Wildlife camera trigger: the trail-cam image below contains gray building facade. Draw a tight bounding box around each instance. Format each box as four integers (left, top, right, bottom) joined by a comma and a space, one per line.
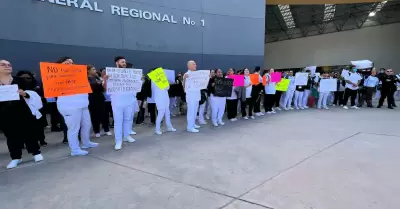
0, 0, 265, 74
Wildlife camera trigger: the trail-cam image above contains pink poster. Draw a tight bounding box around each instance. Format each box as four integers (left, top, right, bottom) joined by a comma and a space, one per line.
270, 72, 282, 83
227, 75, 244, 86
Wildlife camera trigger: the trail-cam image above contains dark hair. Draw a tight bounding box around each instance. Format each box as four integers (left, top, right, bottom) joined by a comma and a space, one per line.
114, 56, 125, 63
16, 70, 35, 78
87, 64, 95, 71
57, 57, 72, 63
126, 63, 133, 68
380, 68, 386, 71
253, 66, 260, 73
99, 68, 106, 72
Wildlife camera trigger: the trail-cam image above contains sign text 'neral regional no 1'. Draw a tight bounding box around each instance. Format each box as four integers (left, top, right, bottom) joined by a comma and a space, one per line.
38, 0, 206, 27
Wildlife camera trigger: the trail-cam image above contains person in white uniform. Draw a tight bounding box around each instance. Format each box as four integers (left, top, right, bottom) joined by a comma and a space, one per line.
183, 60, 201, 133
148, 68, 177, 135
208, 69, 227, 127
282, 70, 296, 110
316, 71, 331, 110
263, 69, 277, 114
56, 57, 99, 156
107, 56, 137, 150
343, 67, 362, 109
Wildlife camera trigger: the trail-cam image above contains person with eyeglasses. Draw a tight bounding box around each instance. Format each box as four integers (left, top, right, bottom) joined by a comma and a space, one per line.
0, 60, 44, 169
378, 68, 399, 109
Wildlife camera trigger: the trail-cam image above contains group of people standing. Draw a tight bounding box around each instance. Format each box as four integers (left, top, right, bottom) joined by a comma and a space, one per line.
0, 58, 398, 169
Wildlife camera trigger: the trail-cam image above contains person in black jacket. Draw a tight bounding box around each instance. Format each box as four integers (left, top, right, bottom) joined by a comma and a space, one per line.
87, 65, 111, 137
378, 68, 399, 109
0, 60, 44, 169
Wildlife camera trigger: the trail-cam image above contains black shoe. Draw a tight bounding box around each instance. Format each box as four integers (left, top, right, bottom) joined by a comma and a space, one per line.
377, 105, 382, 108
392, 104, 397, 107
62, 138, 68, 144
367, 105, 373, 108
40, 141, 48, 147
388, 106, 394, 109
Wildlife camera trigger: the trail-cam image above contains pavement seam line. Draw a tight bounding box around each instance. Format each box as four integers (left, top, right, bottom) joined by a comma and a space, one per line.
88, 154, 237, 199
218, 132, 361, 209
361, 132, 400, 138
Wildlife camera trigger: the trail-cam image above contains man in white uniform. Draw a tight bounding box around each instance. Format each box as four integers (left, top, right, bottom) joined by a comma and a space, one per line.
183, 60, 201, 133
108, 56, 137, 150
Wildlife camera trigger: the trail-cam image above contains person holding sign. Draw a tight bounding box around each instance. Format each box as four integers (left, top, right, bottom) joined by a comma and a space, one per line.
183, 60, 202, 133
147, 68, 177, 135
282, 70, 296, 110
55, 57, 99, 156
240, 68, 254, 119
263, 69, 277, 114
250, 67, 264, 116
107, 56, 138, 150
207, 69, 227, 127
0, 60, 44, 169
342, 67, 362, 110
226, 68, 239, 122
315, 72, 331, 110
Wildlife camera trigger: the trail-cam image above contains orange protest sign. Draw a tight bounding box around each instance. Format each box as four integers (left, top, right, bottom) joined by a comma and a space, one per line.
262, 75, 268, 86
40, 62, 92, 98
249, 74, 260, 85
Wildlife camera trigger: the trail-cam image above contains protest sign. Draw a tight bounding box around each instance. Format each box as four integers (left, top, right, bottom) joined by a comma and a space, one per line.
40, 62, 92, 98
351, 60, 373, 69
262, 75, 267, 86
0, 84, 19, 102
320, 79, 337, 92
184, 70, 210, 92
147, 67, 169, 90
106, 67, 142, 94
164, 69, 176, 84
227, 75, 244, 87
275, 79, 290, 92
249, 74, 260, 85
214, 77, 233, 97
295, 73, 308, 86
306, 66, 317, 76
270, 72, 282, 83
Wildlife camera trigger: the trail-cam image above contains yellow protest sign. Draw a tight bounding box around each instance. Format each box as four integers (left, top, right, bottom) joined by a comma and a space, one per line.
147, 67, 169, 90
275, 78, 290, 92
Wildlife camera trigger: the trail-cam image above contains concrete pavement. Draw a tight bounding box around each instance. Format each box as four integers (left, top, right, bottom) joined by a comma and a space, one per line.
0, 106, 399, 209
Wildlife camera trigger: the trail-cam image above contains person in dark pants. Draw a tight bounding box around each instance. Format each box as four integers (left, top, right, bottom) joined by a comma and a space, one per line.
251, 66, 263, 116
143, 77, 156, 124
378, 69, 399, 109
333, 74, 346, 107
240, 68, 254, 119
358, 69, 379, 108
47, 98, 63, 131
263, 69, 277, 114
343, 68, 362, 109
226, 68, 239, 121
87, 65, 111, 137
136, 76, 147, 125
0, 60, 44, 169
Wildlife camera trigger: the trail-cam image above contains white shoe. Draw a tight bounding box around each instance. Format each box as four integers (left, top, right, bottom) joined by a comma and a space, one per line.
304, 106, 309, 109
114, 142, 122, 151
205, 115, 210, 120
267, 111, 272, 114
288, 107, 294, 110
243, 116, 249, 120
323, 106, 330, 110
213, 123, 219, 127
199, 121, 207, 125
105, 131, 112, 136
259, 112, 264, 116
34, 154, 44, 162
255, 112, 261, 116
276, 107, 282, 111
194, 124, 201, 129
250, 116, 255, 119
187, 128, 199, 133
82, 142, 99, 149
95, 133, 101, 138
300, 106, 305, 110
71, 149, 89, 156
230, 118, 236, 122
271, 111, 276, 114
351, 106, 359, 109
218, 121, 225, 126
130, 130, 137, 135
332, 104, 336, 107
7, 159, 22, 169
124, 136, 136, 143
155, 130, 163, 135
171, 113, 176, 117
294, 107, 299, 110
167, 127, 177, 132
343, 106, 349, 109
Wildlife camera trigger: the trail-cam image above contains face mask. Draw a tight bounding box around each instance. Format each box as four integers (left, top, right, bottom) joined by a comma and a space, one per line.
352, 68, 358, 73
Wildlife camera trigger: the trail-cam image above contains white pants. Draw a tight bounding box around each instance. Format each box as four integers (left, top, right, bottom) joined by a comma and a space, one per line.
303, 89, 310, 107
198, 102, 206, 123
59, 107, 91, 152
156, 108, 173, 131
211, 97, 226, 124
374, 90, 380, 99
294, 91, 304, 108
113, 104, 134, 142
318, 92, 329, 108
186, 100, 199, 130
282, 89, 295, 108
